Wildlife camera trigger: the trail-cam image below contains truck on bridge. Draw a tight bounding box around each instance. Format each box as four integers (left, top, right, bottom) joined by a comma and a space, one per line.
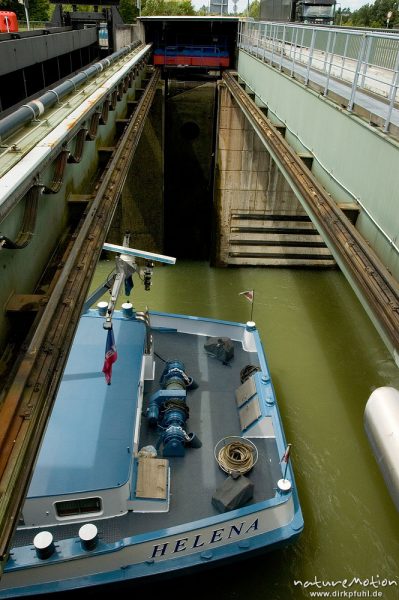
259, 0, 336, 25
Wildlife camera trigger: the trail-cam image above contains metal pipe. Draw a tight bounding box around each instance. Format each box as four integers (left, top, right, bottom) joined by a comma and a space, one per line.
323, 31, 332, 72
384, 63, 399, 133
388, 47, 399, 102
271, 24, 276, 66
298, 28, 305, 64
305, 29, 316, 85
0, 41, 141, 143
340, 32, 349, 79
279, 25, 286, 71
324, 31, 337, 96
263, 23, 267, 62
0, 44, 151, 225
360, 35, 372, 88
348, 34, 367, 112
291, 28, 299, 77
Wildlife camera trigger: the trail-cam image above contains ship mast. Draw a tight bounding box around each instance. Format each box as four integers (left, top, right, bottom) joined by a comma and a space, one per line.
101, 235, 176, 329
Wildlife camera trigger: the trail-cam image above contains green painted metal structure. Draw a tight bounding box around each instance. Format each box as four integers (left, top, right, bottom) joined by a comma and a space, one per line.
0, 47, 150, 351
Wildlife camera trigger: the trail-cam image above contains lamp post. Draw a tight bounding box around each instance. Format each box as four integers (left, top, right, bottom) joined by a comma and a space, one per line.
335, 2, 343, 26
17, 0, 30, 30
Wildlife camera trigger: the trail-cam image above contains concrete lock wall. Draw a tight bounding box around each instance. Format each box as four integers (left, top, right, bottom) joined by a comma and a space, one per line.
214, 85, 334, 267
119, 85, 164, 254
236, 51, 399, 280
164, 81, 216, 260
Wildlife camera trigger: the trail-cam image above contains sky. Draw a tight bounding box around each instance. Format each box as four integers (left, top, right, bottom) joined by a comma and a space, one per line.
191, 0, 369, 13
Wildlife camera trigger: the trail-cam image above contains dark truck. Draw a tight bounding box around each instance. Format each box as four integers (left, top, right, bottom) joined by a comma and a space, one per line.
260, 0, 336, 25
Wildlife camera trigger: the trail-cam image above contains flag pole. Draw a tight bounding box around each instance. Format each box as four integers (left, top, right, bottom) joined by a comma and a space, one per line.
250, 290, 254, 322
283, 443, 292, 480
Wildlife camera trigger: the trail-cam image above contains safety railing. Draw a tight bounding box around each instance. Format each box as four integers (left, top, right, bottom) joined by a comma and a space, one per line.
17, 20, 49, 30
238, 21, 399, 133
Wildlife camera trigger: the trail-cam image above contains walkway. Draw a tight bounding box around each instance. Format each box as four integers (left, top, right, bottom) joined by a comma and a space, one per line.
239, 22, 399, 136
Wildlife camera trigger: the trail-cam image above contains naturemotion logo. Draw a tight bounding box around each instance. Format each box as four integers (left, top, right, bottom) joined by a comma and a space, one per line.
293, 575, 398, 598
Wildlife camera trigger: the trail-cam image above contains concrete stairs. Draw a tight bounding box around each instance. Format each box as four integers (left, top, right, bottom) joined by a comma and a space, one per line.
228, 212, 336, 267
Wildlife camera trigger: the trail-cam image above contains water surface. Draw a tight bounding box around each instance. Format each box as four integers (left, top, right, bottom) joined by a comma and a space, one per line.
88, 260, 399, 599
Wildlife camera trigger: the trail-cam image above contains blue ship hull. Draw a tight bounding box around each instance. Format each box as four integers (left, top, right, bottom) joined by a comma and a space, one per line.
0, 308, 304, 598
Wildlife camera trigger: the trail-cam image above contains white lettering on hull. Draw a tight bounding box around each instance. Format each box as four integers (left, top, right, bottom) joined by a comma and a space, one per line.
150, 519, 259, 559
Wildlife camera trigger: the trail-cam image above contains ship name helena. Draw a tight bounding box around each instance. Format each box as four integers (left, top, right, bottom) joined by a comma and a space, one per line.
150, 518, 259, 558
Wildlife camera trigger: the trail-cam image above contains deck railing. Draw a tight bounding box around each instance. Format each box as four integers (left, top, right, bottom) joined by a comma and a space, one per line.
238, 21, 399, 133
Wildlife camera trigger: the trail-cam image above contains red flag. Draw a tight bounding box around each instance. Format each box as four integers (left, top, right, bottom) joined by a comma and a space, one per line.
280, 444, 291, 463
102, 327, 117, 385
239, 290, 254, 303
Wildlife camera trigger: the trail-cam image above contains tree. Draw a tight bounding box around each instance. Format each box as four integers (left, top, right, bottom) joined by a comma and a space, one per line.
142, 0, 195, 16
119, 0, 138, 23
347, 0, 399, 27
29, 0, 50, 21
241, 0, 259, 19
335, 6, 351, 25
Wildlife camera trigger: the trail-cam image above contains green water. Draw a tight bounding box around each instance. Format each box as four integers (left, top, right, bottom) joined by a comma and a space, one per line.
90, 260, 399, 599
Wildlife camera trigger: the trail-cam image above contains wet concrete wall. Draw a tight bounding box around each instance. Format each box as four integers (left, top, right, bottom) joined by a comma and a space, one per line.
213, 84, 333, 267
119, 85, 164, 254
164, 80, 216, 260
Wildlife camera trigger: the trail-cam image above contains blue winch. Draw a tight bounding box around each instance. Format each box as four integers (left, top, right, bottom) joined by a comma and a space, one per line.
147, 360, 201, 457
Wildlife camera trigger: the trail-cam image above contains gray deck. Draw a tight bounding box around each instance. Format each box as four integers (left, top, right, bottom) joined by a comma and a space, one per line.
13, 329, 281, 547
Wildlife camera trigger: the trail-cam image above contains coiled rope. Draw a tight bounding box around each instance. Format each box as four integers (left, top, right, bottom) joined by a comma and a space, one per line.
216, 440, 256, 475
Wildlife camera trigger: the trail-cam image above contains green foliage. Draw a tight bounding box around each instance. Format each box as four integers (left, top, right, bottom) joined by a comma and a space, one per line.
29, 0, 50, 21
119, 0, 138, 23
345, 0, 399, 28
3, 0, 397, 30
142, 0, 195, 16
245, 0, 259, 19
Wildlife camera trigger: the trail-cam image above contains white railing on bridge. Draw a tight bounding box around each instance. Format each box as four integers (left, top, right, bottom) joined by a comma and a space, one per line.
238, 21, 399, 133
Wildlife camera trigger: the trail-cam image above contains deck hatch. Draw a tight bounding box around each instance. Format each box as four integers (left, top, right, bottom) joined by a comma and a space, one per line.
235, 376, 256, 407
135, 458, 168, 499
238, 397, 262, 430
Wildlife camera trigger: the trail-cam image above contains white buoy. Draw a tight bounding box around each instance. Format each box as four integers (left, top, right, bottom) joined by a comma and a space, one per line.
364, 386, 399, 512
